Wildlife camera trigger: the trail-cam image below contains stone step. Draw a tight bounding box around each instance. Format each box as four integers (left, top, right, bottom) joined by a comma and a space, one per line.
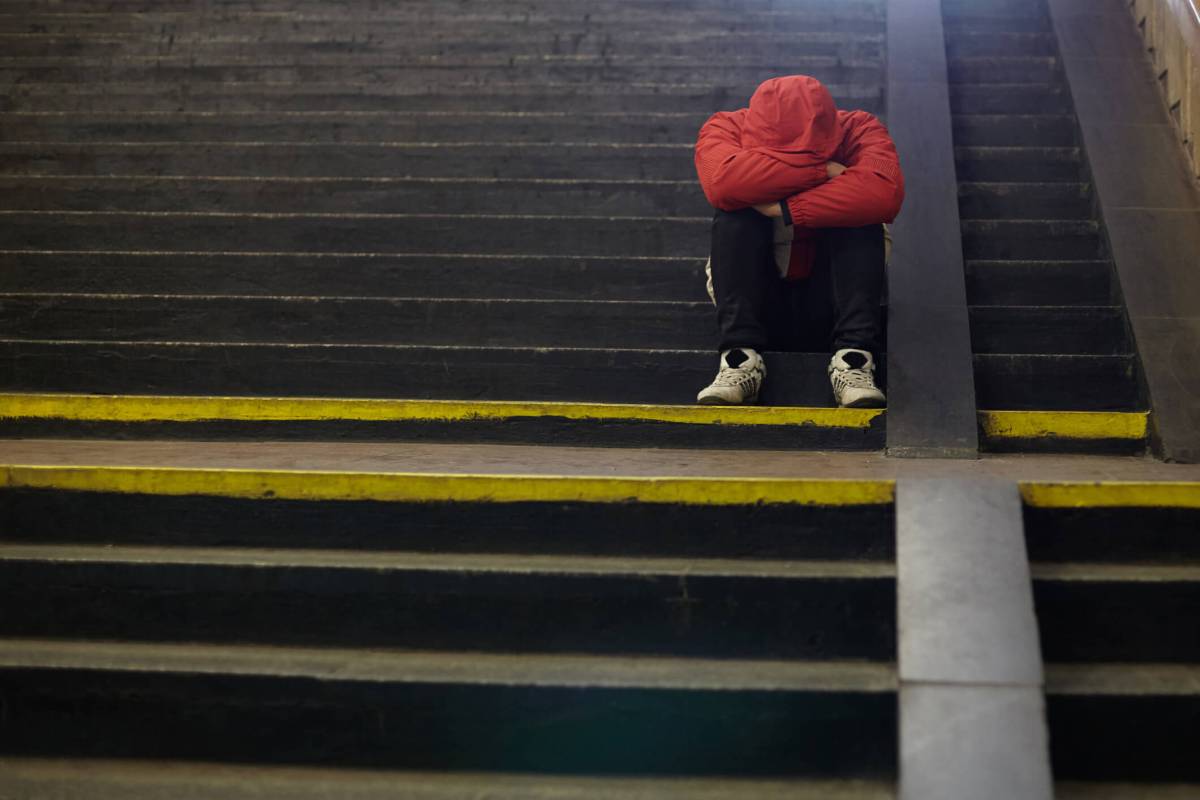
0, 0, 888, 20
0, 57, 881, 87
0, 111, 715, 144
974, 354, 1142, 411
0, 341, 866, 406
0, 31, 884, 60
0, 393, 886, 448
954, 146, 1083, 182
942, 0, 1051, 18
969, 305, 1130, 355
941, 14, 1053, 34
0, 474, 895, 559
0, 756, 898, 800
944, 31, 1056, 57
957, 182, 1092, 220
965, 260, 1113, 306
0, 142, 701, 180
1048, 664, 1200, 784
0, 176, 712, 217
947, 56, 1060, 84
961, 220, 1103, 261
0, 295, 721, 350
0, 252, 710, 302
0, 638, 897, 777
0, 212, 709, 257
952, 114, 1076, 147
1026, 484, 1200, 783
0, 82, 885, 114
0, 543, 895, 658
949, 84, 1069, 115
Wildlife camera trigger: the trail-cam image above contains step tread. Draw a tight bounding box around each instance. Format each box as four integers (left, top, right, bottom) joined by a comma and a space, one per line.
1045, 663, 1200, 696
0, 542, 897, 579
0, 637, 898, 691
0, 757, 898, 800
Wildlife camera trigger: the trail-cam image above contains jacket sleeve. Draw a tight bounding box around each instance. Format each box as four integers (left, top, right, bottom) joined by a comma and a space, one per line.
785, 111, 905, 229
694, 110, 829, 210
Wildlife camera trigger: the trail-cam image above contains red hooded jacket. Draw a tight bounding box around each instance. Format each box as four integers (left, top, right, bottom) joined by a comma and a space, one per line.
694, 75, 905, 279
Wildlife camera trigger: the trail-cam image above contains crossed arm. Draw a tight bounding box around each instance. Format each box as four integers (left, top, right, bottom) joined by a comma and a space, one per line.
694, 109, 904, 229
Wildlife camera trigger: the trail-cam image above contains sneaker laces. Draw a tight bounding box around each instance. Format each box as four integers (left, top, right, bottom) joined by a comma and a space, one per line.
712, 365, 757, 388
835, 367, 876, 390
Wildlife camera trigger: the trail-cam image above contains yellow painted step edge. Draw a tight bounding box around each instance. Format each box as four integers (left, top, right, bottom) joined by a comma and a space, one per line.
979, 410, 1149, 441
0, 465, 896, 506
0, 393, 883, 429
1022, 481, 1200, 509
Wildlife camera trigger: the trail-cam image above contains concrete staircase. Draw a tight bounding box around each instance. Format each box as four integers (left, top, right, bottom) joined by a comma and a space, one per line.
0, 0, 891, 448
0, 469, 898, 794
943, 0, 1150, 453
1023, 483, 1200, 794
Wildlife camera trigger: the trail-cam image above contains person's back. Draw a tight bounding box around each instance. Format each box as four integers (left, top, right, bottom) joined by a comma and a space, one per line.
692, 74, 905, 407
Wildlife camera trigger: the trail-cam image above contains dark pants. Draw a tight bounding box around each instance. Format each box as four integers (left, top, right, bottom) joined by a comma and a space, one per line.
710, 207, 885, 355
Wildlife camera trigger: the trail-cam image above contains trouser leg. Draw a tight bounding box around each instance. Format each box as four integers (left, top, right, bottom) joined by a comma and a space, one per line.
818, 223, 886, 356
709, 207, 779, 353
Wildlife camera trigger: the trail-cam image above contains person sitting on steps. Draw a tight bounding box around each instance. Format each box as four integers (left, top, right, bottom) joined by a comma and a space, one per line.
694, 74, 905, 407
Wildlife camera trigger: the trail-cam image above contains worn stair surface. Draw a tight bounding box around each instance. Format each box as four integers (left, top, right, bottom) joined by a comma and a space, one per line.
942, 0, 1150, 454
1022, 482, 1200, 797
0, 467, 899, 793
0, 0, 890, 448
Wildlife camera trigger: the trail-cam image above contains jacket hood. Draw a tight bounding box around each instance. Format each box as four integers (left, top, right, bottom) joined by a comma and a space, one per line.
740, 75, 840, 167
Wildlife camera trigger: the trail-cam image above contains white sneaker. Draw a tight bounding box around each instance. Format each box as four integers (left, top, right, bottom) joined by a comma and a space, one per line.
697, 348, 766, 405
829, 348, 886, 408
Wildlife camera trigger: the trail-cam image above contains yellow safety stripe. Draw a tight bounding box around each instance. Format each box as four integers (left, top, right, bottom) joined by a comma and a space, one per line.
0, 393, 883, 429
0, 465, 896, 506
1021, 481, 1200, 508
979, 410, 1149, 441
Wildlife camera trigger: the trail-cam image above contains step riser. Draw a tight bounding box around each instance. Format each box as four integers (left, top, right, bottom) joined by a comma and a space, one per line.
952, 117, 1076, 148
0, 668, 898, 776
1035, 581, 1200, 662
943, 0, 1051, 16
0, 561, 895, 659
0, 88, 884, 115
0, 253, 711, 302
1025, 506, 1200, 563
0, 145, 703, 181
0, 63, 884, 86
954, 155, 1082, 182
1048, 695, 1200, 782
0, 179, 713, 217
0, 215, 710, 258
0, 344, 866, 406
970, 309, 1129, 355
962, 231, 1103, 261
947, 60, 1059, 84
0, 37, 885, 60
942, 16, 1052, 34
0, 117, 716, 145
958, 186, 1092, 220
945, 33, 1055, 57
0, 297, 721, 350
0, 416, 886, 450
950, 86, 1067, 114
966, 262, 1112, 306
0, 3, 889, 22
974, 355, 1141, 410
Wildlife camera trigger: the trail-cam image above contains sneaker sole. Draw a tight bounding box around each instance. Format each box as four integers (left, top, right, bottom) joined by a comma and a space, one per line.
839, 397, 887, 409
696, 394, 760, 406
